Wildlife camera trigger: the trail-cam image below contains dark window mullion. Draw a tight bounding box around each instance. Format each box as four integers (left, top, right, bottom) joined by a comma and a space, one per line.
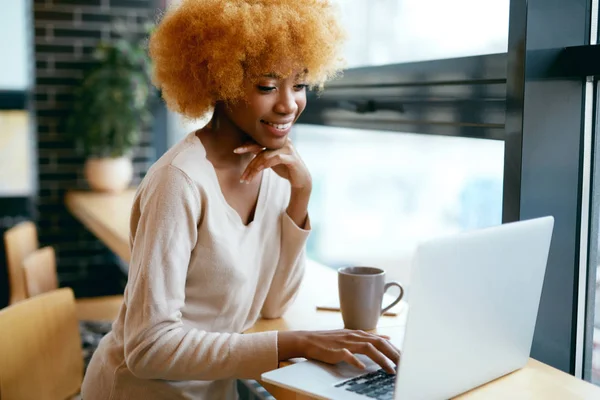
0, 91, 28, 110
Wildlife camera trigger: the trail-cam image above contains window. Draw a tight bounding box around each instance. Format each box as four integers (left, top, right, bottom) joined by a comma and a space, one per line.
0, 0, 33, 196
0, 0, 33, 309
0, 111, 32, 196
0, 0, 30, 90
332, 0, 510, 68
293, 124, 504, 285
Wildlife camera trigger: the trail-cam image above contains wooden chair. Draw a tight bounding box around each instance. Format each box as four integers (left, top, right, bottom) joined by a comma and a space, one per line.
23, 246, 124, 322
3, 221, 38, 305
0, 288, 83, 400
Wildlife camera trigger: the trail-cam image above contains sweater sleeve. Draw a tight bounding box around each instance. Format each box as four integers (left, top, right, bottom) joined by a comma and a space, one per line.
261, 211, 311, 319
123, 165, 278, 381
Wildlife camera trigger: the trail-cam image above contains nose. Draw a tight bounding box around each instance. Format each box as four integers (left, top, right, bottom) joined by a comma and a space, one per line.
273, 87, 298, 116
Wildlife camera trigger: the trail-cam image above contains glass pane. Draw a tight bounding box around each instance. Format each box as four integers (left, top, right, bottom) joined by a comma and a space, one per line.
0, 111, 32, 196
333, 0, 510, 68
0, 0, 30, 90
292, 124, 504, 285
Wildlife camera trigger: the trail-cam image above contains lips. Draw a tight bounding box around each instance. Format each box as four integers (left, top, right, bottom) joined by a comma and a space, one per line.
260, 119, 292, 130
260, 119, 292, 138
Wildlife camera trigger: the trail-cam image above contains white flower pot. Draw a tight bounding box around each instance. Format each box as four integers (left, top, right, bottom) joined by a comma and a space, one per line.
84, 157, 133, 193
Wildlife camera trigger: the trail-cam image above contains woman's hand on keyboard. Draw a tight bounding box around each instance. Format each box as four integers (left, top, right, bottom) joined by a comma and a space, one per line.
277, 329, 400, 374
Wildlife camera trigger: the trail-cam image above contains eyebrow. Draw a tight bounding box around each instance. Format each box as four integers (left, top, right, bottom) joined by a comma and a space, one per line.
261, 69, 309, 80
262, 72, 282, 79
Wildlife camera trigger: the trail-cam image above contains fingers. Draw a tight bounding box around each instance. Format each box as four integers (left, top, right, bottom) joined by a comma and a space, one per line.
348, 341, 396, 374
302, 330, 400, 374
305, 344, 366, 371
369, 336, 401, 366
346, 331, 399, 373
357, 331, 401, 366
241, 153, 294, 183
336, 348, 366, 370
240, 153, 266, 183
233, 143, 264, 155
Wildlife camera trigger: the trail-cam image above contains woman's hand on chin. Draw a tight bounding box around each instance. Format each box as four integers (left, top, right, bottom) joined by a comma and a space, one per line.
234, 138, 312, 191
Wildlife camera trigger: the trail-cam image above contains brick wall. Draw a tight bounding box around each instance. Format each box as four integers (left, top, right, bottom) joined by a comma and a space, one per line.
33, 0, 157, 297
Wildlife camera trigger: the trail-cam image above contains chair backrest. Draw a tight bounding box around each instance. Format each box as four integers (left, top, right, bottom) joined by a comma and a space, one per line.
0, 288, 83, 400
3, 221, 39, 304
23, 246, 59, 297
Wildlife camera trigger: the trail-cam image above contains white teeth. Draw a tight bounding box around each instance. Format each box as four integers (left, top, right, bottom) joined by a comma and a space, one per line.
263, 120, 291, 130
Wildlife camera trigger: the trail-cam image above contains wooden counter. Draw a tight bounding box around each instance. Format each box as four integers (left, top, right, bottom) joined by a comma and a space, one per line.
65, 189, 135, 263
65, 190, 600, 399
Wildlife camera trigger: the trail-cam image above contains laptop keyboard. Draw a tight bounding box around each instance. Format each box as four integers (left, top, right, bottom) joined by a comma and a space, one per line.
334, 368, 396, 399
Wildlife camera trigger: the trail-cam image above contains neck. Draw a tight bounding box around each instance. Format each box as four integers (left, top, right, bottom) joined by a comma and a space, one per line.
197, 106, 253, 168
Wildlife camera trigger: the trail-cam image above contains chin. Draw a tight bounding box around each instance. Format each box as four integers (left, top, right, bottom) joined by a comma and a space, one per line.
267, 137, 289, 150
253, 134, 288, 150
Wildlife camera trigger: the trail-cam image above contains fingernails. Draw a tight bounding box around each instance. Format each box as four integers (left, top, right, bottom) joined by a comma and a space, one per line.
234, 148, 242, 153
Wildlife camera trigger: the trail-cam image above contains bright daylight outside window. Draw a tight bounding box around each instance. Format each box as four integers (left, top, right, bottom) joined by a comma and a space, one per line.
333, 0, 509, 67
293, 125, 504, 286
0, 112, 32, 197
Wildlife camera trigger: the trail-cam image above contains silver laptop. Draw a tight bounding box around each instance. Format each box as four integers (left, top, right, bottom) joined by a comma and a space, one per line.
262, 216, 554, 400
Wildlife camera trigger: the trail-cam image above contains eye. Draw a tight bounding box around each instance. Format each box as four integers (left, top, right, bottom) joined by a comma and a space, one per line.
257, 85, 276, 93
294, 84, 309, 91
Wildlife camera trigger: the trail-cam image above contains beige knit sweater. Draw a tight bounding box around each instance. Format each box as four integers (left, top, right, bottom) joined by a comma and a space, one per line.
81, 132, 309, 400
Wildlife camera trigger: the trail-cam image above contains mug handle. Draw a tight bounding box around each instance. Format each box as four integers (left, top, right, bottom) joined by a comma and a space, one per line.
381, 281, 404, 315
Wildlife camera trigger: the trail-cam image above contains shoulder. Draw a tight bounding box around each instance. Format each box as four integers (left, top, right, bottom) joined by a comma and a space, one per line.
141, 132, 213, 196
136, 134, 210, 208
136, 165, 201, 214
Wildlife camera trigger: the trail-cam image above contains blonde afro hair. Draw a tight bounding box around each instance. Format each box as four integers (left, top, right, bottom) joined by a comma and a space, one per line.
149, 0, 346, 119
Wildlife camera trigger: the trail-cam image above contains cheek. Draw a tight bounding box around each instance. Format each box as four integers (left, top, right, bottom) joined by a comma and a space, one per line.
227, 104, 249, 127
230, 101, 261, 126
296, 95, 307, 114
247, 95, 273, 119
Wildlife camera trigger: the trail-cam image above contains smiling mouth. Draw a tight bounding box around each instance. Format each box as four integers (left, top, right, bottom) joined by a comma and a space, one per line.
261, 120, 292, 130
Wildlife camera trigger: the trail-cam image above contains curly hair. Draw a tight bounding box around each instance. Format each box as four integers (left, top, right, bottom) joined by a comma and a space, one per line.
149, 0, 346, 119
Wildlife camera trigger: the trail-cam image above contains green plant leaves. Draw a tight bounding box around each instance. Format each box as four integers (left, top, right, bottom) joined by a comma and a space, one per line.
67, 24, 156, 158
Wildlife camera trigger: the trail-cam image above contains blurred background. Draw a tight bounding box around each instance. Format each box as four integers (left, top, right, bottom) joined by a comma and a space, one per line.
1, 0, 599, 388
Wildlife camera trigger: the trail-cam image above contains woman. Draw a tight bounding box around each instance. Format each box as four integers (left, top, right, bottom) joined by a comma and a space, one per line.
82, 1, 400, 399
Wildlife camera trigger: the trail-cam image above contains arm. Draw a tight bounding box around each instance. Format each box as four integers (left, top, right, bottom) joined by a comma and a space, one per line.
286, 185, 311, 229
261, 186, 311, 319
123, 165, 278, 381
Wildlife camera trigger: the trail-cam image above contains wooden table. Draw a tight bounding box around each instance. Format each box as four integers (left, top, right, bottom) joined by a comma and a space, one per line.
65, 190, 600, 399
65, 189, 135, 263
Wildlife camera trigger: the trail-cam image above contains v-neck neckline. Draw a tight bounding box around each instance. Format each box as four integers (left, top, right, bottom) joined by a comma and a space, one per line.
190, 132, 269, 229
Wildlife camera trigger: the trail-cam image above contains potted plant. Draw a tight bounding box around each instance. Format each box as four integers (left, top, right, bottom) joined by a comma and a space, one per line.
67, 23, 154, 193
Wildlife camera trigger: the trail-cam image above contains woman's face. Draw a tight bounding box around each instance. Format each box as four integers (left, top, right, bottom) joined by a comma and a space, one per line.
223, 69, 308, 149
